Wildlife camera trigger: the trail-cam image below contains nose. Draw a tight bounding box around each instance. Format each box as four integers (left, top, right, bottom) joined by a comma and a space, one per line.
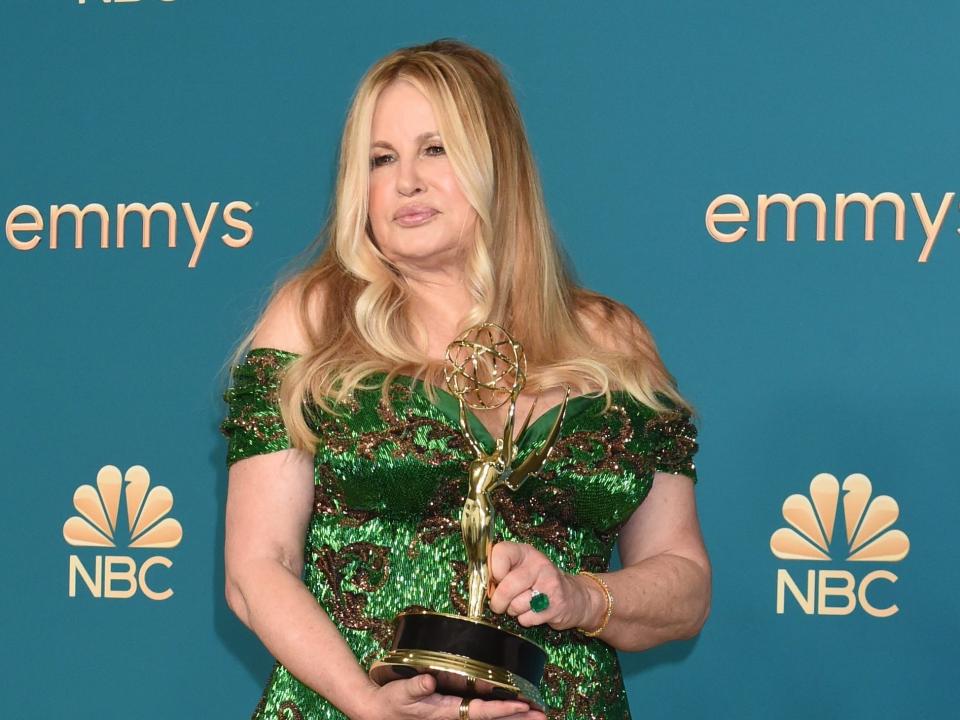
396, 157, 425, 196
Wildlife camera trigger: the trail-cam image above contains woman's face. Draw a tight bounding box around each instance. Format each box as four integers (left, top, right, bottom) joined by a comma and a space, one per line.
367, 80, 477, 271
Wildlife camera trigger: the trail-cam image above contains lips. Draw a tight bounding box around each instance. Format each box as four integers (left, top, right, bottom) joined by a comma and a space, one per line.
394, 205, 439, 227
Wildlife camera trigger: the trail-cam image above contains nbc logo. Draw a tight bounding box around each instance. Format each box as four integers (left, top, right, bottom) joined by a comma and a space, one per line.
63, 465, 182, 601
770, 472, 909, 617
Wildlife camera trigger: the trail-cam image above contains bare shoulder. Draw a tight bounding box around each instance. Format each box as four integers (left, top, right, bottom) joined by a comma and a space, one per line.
250, 277, 325, 354
574, 290, 652, 355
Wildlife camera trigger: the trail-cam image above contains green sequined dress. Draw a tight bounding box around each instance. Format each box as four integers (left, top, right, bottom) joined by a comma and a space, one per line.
220, 347, 699, 720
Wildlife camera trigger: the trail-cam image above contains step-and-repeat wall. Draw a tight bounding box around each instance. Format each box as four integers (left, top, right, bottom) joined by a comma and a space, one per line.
3, 2, 955, 718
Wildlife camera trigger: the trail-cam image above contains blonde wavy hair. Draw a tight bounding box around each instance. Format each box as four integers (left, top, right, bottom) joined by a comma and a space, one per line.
224, 38, 696, 455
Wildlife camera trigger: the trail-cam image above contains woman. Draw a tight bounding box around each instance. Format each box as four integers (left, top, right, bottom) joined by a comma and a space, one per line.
221, 38, 710, 720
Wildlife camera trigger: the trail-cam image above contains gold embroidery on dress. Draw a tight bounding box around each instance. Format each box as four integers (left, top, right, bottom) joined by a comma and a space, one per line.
312, 544, 394, 647
407, 473, 464, 558
276, 701, 303, 720
645, 408, 699, 475
542, 663, 595, 719
313, 468, 376, 527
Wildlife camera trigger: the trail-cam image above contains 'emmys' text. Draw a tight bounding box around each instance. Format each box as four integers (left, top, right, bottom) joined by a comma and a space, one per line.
6, 201, 253, 269
706, 191, 955, 263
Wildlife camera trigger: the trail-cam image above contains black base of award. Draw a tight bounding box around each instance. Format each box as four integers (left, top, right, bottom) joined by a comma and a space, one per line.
369, 610, 547, 711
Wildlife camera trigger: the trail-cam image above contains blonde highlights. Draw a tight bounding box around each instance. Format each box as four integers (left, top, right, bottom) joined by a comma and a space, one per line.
223, 38, 696, 456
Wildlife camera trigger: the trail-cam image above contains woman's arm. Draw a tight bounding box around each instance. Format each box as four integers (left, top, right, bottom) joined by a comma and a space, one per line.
225, 447, 381, 718
565, 298, 711, 651
488, 471, 711, 653
578, 471, 711, 652
224, 285, 379, 716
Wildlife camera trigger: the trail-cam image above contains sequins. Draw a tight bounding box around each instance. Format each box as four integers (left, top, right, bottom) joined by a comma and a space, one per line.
220, 349, 298, 466
645, 406, 699, 480
542, 660, 631, 720
223, 348, 700, 720
276, 701, 304, 720
311, 543, 394, 649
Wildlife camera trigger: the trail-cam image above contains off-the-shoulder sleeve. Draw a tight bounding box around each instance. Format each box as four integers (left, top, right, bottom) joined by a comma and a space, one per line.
220, 347, 302, 468
645, 393, 699, 483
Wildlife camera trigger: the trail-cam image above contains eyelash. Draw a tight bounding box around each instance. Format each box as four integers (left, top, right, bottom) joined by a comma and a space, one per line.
370, 144, 445, 168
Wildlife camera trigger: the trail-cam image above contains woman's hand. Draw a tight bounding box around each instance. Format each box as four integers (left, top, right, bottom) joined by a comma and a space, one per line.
358, 674, 546, 720
488, 541, 602, 632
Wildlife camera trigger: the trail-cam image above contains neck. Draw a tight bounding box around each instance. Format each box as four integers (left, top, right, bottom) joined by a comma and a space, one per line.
401, 267, 474, 359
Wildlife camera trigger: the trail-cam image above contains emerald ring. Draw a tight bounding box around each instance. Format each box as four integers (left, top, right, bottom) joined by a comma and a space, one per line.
530, 589, 550, 613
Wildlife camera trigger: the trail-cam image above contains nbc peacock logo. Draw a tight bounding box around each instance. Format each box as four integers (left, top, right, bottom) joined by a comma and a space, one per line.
63, 464, 182, 601
770, 472, 909, 617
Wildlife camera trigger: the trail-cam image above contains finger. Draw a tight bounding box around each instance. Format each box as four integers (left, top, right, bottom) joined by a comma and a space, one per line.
486, 543, 498, 598
507, 564, 562, 617
489, 541, 526, 584
463, 698, 535, 719
506, 589, 533, 617
515, 608, 542, 627
492, 554, 558, 616
488, 563, 538, 614
514, 575, 560, 627
398, 672, 435, 701
474, 707, 546, 720
489, 544, 546, 614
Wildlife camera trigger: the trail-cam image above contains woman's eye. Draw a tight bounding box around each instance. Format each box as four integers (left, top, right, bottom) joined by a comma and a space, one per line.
370, 145, 443, 169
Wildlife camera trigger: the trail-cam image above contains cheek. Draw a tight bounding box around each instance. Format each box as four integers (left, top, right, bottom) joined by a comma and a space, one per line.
367, 183, 391, 234
367, 179, 386, 214
455, 202, 479, 234
440, 174, 468, 203
440, 181, 474, 222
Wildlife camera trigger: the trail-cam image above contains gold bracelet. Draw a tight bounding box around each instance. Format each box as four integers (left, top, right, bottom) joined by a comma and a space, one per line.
576, 571, 613, 637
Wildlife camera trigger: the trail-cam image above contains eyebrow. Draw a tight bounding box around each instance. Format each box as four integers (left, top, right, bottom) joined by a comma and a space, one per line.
370, 131, 440, 150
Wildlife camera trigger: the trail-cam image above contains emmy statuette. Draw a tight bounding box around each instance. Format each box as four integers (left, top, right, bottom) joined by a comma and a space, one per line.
369, 323, 570, 710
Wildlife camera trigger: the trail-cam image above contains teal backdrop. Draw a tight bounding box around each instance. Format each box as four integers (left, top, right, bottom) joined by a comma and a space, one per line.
2, 1, 956, 718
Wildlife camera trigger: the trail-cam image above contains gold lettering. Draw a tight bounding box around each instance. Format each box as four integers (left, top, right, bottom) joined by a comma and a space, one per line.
817, 570, 856, 615
68, 555, 101, 597
6, 205, 43, 250
49, 203, 109, 250
138, 556, 174, 601
116, 202, 177, 249
222, 201, 254, 248
6, 199, 251, 265
835, 192, 905, 242
858, 569, 898, 617
911, 191, 954, 263
705, 194, 750, 243
104, 556, 137, 599
181, 202, 219, 269
757, 193, 827, 242
776, 568, 814, 614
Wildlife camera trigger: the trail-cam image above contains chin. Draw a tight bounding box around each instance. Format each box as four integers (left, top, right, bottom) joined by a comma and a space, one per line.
384, 236, 462, 261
